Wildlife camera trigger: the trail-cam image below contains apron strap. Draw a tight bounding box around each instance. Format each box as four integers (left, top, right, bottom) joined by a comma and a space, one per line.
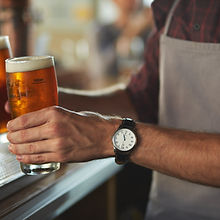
164, 0, 181, 36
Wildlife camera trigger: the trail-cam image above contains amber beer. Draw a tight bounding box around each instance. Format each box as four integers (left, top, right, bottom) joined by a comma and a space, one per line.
6, 56, 60, 175
0, 36, 12, 134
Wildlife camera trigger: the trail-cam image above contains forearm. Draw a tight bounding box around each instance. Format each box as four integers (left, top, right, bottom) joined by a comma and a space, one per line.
131, 123, 220, 186
58, 84, 138, 119
7, 103, 220, 187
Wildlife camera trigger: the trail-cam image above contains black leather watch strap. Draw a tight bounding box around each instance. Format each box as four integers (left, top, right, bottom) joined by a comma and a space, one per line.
118, 118, 136, 130
115, 150, 131, 165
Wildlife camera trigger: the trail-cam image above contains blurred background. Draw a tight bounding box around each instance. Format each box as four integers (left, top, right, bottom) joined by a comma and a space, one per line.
0, 0, 153, 90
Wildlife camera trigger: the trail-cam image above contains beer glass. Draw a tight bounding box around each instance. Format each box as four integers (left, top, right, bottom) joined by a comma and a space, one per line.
0, 36, 12, 134
6, 56, 60, 175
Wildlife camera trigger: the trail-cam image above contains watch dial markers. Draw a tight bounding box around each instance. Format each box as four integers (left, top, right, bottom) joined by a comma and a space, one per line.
112, 128, 136, 151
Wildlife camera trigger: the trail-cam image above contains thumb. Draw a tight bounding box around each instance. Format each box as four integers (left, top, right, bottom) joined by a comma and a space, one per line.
5, 101, 10, 114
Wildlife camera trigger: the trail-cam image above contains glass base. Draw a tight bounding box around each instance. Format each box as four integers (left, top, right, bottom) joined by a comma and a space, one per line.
20, 162, 60, 175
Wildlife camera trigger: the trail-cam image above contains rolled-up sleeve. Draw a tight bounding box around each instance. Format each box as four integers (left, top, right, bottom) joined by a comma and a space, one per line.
127, 29, 160, 124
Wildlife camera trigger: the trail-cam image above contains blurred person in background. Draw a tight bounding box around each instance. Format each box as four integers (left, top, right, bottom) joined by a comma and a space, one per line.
88, 0, 153, 87
6, 0, 220, 219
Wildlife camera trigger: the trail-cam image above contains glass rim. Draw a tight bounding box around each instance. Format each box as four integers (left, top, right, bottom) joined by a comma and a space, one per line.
6, 55, 55, 73
6, 55, 54, 63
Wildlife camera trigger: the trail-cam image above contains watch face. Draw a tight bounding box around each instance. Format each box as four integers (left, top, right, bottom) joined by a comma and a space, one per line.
112, 128, 137, 151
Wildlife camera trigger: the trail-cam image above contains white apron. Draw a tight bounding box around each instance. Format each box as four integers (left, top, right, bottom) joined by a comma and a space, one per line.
146, 0, 220, 219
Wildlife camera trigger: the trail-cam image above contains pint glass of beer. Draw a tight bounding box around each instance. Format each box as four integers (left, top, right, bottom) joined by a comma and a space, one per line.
0, 36, 12, 134
6, 56, 60, 175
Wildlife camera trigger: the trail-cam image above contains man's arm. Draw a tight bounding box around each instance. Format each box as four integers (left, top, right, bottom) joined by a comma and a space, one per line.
6, 104, 220, 187
131, 123, 220, 187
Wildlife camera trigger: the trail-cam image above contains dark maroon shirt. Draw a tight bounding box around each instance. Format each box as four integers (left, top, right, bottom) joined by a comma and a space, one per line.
127, 0, 220, 123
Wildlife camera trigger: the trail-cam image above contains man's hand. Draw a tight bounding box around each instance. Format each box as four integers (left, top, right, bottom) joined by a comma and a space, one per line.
7, 106, 118, 164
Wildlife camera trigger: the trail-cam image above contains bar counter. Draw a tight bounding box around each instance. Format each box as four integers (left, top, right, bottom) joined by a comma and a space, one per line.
0, 133, 122, 220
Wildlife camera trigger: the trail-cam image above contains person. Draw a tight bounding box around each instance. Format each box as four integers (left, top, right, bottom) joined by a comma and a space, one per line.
5, 0, 220, 219
88, 0, 153, 84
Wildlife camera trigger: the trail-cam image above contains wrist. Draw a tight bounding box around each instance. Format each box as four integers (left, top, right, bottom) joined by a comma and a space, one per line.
102, 117, 122, 158
129, 123, 154, 167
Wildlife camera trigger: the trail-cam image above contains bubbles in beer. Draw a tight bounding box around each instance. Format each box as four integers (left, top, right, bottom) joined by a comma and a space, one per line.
6, 56, 58, 119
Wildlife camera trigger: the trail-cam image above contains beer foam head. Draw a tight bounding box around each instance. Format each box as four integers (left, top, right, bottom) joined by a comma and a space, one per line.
0, 36, 10, 50
6, 56, 55, 73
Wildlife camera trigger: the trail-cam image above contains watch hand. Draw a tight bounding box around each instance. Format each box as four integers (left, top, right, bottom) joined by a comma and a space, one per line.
120, 142, 124, 149
120, 135, 125, 149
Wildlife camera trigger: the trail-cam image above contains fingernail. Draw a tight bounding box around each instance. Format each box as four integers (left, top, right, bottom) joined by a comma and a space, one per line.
7, 120, 13, 130
8, 144, 13, 152
16, 155, 22, 161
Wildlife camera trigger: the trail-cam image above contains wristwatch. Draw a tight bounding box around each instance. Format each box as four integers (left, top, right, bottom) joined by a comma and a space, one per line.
112, 118, 137, 164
